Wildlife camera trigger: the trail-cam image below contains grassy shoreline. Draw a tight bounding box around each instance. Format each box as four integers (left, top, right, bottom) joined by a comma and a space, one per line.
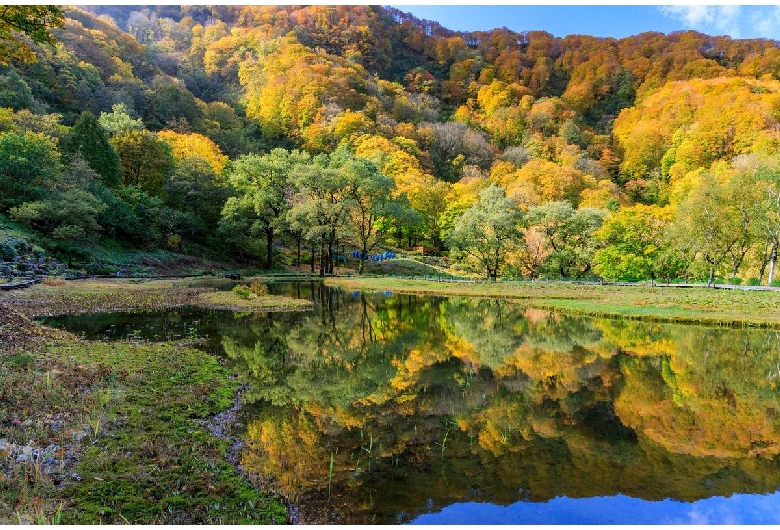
0, 278, 293, 524
2, 277, 311, 318
325, 277, 780, 328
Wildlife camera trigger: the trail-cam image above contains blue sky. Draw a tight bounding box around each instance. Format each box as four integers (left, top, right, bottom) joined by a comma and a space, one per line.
388, 5, 780, 40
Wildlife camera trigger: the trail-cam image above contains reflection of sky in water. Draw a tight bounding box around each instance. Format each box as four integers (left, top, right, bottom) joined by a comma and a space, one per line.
410, 492, 780, 525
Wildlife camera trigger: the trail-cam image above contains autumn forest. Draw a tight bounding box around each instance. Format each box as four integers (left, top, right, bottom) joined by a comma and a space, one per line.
10, 6, 780, 525
5, 5, 780, 283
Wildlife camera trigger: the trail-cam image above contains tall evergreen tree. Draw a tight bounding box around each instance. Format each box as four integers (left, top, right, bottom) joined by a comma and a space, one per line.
61, 111, 121, 187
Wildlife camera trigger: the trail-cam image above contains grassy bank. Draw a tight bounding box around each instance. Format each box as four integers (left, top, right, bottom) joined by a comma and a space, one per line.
326, 277, 780, 327
0, 279, 293, 524
2, 277, 310, 318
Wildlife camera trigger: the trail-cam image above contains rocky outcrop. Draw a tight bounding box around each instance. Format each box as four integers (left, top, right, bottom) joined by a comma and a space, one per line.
0, 236, 66, 285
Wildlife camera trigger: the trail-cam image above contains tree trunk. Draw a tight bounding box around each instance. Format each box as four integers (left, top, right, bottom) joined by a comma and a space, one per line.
319, 241, 324, 277
327, 238, 334, 275
707, 266, 715, 287
758, 242, 770, 283
265, 227, 274, 270
359, 241, 367, 274
769, 241, 778, 285
296, 239, 301, 267
310, 243, 315, 273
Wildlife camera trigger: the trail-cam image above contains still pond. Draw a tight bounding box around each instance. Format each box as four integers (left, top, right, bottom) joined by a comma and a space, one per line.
42, 282, 780, 524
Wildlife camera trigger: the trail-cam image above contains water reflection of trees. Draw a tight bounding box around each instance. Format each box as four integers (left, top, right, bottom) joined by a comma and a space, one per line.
220, 289, 780, 523
611, 326, 780, 458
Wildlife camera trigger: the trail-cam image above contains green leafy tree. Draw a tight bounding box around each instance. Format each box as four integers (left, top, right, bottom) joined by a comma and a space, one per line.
0, 131, 60, 209
0, 67, 33, 109
165, 156, 230, 231
98, 103, 144, 136
10, 188, 106, 241
147, 82, 204, 130
111, 130, 175, 196
527, 201, 605, 278
382, 195, 424, 250
672, 170, 739, 285
334, 148, 395, 274
2, 109, 68, 138
741, 155, 780, 284
408, 177, 451, 251
448, 184, 522, 281
289, 153, 350, 276
61, 111, 121, 187
222, 148, 310, 269
593, 205, 677, 281
722, 164, 762, 279
100, 185, 165, 248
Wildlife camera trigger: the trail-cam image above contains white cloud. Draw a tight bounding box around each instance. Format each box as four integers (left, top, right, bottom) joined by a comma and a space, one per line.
660, 5, 716, 27
659, 5, 741, 37
751, 6, 780, 39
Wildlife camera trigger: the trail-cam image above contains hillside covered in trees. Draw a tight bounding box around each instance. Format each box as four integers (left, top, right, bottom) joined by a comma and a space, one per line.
4, 5, 780, 283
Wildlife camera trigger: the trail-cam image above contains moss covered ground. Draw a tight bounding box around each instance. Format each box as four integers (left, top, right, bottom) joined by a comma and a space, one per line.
0, 279, 291, 524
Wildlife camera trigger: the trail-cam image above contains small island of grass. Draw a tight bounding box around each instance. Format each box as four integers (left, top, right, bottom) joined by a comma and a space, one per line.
197, 285, 312, 312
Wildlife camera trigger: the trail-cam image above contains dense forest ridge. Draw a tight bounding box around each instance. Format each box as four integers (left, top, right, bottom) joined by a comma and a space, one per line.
2, 5, 780, 283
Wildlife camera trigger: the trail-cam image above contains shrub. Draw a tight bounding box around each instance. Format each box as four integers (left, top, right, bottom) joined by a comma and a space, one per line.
726, 277, 742, 285
771, 279, 780, 288
249, 283, 268, 296
166, 233, 182, 251
746, 277, 761, 286
232, 284, 251, 299
86, 262, 117, 276
0, 236, 30, 260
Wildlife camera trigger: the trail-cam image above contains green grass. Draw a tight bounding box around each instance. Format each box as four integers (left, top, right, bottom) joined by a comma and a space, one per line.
326, 277, 780, 327
361, 257, 462, 278
0, 213, 37, 241
197, 290, 312, 311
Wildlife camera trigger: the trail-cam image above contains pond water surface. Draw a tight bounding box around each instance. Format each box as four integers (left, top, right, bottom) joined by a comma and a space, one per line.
42, 282, 780, 524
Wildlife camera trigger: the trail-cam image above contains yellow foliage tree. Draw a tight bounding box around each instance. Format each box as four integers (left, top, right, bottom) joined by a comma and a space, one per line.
614, 77, 780, 181
504, 158, 596, 207
158, 129, 228, 173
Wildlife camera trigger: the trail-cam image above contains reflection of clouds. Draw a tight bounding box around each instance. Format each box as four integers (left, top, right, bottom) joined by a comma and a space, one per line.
684, 508, 712, 525
411, 493, 780, 525
685, 502, 761, 525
